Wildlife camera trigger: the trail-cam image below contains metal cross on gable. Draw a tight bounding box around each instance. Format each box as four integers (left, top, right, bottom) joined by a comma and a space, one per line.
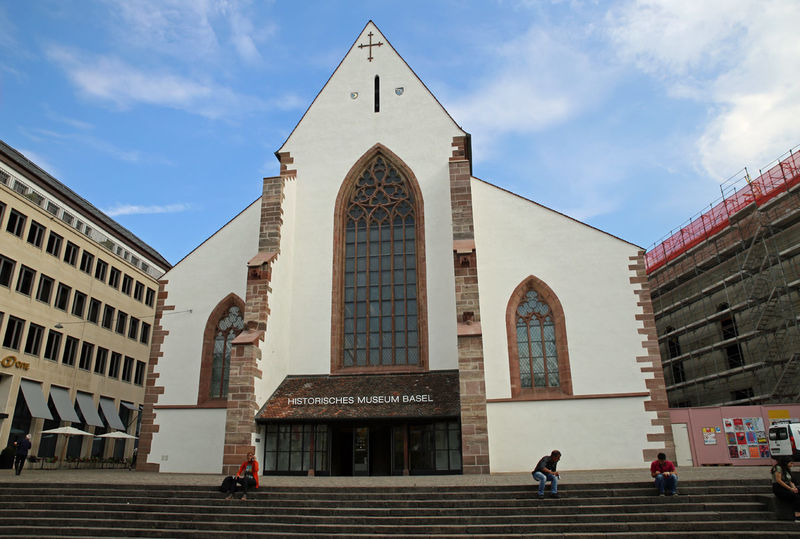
358, 31, 383, 62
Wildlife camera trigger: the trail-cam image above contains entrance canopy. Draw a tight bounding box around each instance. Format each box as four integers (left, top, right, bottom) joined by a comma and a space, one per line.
257, 370, 460, 422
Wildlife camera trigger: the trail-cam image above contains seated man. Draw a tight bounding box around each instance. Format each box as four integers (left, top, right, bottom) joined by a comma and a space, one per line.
650, 452, 678, 496
532, 450, 561, 498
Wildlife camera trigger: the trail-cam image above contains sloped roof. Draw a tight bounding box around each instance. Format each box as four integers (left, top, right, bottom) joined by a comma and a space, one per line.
0, 139, 171, 270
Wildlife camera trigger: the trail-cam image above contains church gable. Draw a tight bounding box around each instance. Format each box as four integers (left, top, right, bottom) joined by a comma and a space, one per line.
279, 21, 464, 160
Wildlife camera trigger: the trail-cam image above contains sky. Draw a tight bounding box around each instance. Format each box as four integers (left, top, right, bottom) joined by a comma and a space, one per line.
2, 0, 799, 266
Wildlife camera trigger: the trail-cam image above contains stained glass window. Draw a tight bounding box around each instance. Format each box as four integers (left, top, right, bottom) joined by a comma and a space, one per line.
210, 306, 245, 398
342, 156, 419, 367
516, 290, 559, 388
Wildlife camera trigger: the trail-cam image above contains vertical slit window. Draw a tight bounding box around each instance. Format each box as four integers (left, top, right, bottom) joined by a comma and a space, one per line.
374, 75, 380, 113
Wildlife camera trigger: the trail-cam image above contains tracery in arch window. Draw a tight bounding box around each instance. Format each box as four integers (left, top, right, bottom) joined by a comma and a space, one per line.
516, 290, 559, 388
342, 155, 419, 368
210, 306, 245, 398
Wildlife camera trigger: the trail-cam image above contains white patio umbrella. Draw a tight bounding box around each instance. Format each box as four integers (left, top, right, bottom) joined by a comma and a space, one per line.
40, 426, 93, 436
96, 431, 138, 439
40, 426, 94, 466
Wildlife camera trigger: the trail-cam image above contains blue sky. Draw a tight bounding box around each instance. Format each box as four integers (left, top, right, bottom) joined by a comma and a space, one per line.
2, 1, 799, 265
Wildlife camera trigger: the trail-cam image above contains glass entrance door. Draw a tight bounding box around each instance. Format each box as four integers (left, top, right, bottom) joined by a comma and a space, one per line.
353, 426, 369, 475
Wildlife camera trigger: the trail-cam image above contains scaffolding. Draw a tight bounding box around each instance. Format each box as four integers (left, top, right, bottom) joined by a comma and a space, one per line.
646, 147, 800, 407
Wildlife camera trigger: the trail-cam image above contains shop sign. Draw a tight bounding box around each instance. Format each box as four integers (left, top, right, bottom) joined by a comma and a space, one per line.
1, 355, 30, 370
288, 394, 434, 406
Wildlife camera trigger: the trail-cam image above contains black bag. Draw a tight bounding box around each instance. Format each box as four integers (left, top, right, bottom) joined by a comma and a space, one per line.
219, 475, 235, 493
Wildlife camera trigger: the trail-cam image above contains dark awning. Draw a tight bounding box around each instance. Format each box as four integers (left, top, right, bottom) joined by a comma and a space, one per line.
257, 370, 460, 422
99, 397, 125, 430
49, 386, 79, 423
19, 380, 53, 420
75, 392, 103, 427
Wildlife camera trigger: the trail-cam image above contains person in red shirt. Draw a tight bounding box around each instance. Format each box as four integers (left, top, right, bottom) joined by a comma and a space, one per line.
650, 452, 678, 496
224, 452, 259, 500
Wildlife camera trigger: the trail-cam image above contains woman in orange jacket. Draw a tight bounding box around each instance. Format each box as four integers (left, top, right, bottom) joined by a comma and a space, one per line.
224, 452, 259, 500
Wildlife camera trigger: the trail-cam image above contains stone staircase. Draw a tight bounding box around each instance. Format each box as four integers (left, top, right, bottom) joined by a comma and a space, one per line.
0, 479, 796, 537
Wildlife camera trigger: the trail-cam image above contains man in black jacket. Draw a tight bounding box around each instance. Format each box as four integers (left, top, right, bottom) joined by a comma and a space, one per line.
13, 434, 32, 475
532, 450, 561, 498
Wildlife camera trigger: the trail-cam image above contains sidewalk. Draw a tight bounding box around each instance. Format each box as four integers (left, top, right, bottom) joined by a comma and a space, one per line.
2, 465, 770, 487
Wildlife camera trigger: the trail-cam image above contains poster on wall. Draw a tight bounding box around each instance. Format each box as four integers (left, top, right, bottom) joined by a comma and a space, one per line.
702, 427, 717, 445
723, 416, 770, 460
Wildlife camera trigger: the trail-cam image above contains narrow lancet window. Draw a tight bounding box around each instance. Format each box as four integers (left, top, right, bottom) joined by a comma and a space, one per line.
374, 75, 380, 113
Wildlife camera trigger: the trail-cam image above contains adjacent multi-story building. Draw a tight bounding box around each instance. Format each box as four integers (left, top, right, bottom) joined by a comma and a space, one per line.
0, 139, 170, 463
646, 148, 800, 407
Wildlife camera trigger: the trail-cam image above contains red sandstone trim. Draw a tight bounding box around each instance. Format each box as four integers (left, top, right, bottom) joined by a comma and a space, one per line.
137, 279, 170, 472
630, 250, 675, 463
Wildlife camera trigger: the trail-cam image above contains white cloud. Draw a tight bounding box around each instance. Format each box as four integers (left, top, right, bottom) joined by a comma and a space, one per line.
104, 203, 191, 217
448, 25, 611, 140
606, 0, 800, 179
46, 45, 268, 119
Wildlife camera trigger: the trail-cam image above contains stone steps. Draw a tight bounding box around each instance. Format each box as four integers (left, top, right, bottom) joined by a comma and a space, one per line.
0, 480, 794, 537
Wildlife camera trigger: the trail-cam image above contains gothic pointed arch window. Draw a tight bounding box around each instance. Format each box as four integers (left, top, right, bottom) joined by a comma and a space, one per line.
331, 146, 428, 372
198, 294, 245, 405
506, 276, 572, 399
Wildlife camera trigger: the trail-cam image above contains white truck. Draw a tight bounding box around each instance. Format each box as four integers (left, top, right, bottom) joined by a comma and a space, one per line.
768, 421, 800, 459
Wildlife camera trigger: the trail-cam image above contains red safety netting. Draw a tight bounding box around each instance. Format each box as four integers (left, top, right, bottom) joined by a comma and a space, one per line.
646, 150, 800, 273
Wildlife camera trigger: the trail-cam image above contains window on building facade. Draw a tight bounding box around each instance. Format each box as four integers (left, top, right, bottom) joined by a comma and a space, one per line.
140, 322, 151, 345
0, 254, 15, 288
665, 326, 685, 384
78, 342, 94, 370
121, 356, 134, 382
2, 316, 25, 350
71, 291, 87, 318
62, 336, 78, 366
23, 323, 44, 356
134, 360, 146, 386
45, 232, 62, 257
94, 259, 108, 282
334, 152, 426, 371
718, 303, 744, 369
36, 274, 54, 304
94, 347, 108, 375
5, 209, 26, 237
145, 287, 155, 307
128, 317, 139, 340
26, 221, 45, 248
43, 330, 62, 361
63, 241, 79, 266
87, 298, 101, 324
108, 352, 122, 379
108, 267, 121, 289
115, 311, 127, 334
121, 274, 133, 295
101, 305, 115, 329
133, 281, 144, 301
506, 276, 572, 399
79, 251, 94, 274
732, 387, 754, 401
15, 265, 35, 296
209, 306, 244, 398
54, 283, 71, 311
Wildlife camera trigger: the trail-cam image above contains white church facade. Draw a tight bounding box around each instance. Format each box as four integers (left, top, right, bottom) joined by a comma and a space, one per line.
139, 22, 673, 475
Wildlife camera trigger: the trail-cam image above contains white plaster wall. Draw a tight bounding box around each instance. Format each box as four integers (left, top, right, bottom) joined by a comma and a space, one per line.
148, 408, 226, 473
472, 180, 663, 470
153, 198, 260, 406
487, 398, 656, 472
277, 23, 462, 375
471, 180, 647, 398
256, 179, 296, 405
